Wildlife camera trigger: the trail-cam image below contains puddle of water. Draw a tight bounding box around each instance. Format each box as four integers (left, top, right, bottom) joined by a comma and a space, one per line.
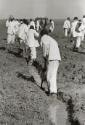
48, 98, 69, 125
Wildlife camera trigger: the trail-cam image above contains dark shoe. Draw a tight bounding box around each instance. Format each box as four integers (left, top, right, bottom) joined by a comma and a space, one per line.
25, 58, 30, 65
45, 90, 50, 96
50, 93, 57, 95
28, 60, 33, 65
73, 47, 79, 52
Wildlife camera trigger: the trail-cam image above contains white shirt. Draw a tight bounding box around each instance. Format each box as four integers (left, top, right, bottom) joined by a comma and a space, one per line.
36, 20, 40, 31
29, 21, 35, 29
78, 18, 85, 32
71, 20, 79, 37
71, 20, 83, 37
41, 35, 61, 61
14, 20, 20, 35
63, 20, 71, 29
50, 21, 54, 31
18, 23, 28, 41
78, 20, 85, 40
27, 29, 39, 47
6, 20, 16, 35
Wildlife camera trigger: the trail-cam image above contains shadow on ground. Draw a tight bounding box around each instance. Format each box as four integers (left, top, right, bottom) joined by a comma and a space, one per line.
16, 71, 49, 96
8, 50, 22, 58
0, 46, 6, 50
16, 72, 35, 82
67, 98, 81, 125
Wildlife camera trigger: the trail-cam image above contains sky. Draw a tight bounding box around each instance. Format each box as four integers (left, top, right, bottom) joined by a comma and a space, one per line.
0, 0, 85, 19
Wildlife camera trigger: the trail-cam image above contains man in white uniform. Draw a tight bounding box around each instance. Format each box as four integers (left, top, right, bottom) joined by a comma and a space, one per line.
36, 20, 40, 32
6, 16, 16, 51
71, 17, 82, 51
18, 19, 28, 57
49, 19, 55, 33
26, 26, 39, 64
78, 15, 85, 41
40, 29, 61, 95
63, 17, 71, 37
14, 19, 20, 42
29, 19, 35, 29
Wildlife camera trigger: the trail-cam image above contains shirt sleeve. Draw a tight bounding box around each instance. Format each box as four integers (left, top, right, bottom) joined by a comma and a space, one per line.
40, 37, 43, 47
79, 24, 85, 32
34, 30, 39, 37
6, 20, 9, 27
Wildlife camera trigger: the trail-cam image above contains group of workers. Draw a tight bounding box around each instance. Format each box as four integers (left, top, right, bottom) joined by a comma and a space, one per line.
63, 15, 85, 52
6, 16, 60, 96
6, 15, 85, 96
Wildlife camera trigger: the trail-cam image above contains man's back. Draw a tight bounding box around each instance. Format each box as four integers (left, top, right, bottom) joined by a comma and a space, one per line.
27, 29, 39, 47
18, 23, 28, 40
41, 35, 61, 61
63, 20, 71, 29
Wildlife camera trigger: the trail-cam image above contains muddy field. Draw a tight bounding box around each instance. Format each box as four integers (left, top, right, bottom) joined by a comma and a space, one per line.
0, 19, 85, 125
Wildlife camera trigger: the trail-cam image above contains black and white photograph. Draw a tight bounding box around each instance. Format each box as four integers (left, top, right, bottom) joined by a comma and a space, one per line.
0, 0, 85, 124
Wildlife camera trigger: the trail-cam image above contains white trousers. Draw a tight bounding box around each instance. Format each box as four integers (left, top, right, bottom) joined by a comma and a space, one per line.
76, 36, 82, 48
49, 27, 54, 32
64, 28, 68, 37
7, 34, 15, 44
72, 32, 83, 48
81, 31, 85, 41
30, 47, 36, 60
47, 60, 59, 93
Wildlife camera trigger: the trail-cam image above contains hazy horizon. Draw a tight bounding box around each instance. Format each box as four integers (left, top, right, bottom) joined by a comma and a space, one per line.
0, 0, 85, 19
